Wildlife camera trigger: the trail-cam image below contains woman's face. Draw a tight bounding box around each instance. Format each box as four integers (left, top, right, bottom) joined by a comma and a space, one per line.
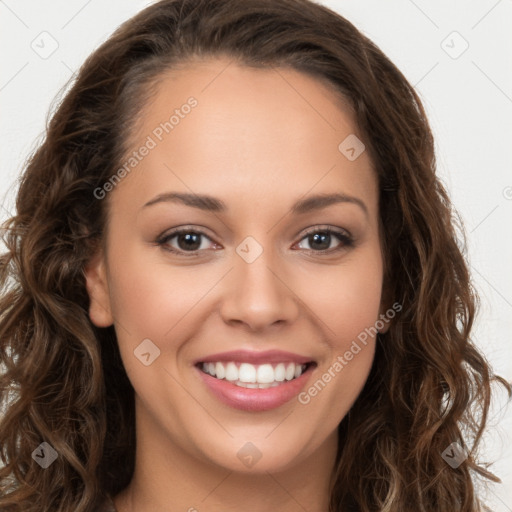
86, 57, 386, 474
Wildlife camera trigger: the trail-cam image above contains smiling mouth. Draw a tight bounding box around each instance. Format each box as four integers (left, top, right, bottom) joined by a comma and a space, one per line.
197, 361, 316, 389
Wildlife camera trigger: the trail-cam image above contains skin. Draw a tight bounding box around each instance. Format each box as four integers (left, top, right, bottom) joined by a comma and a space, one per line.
85, 57, 388, 512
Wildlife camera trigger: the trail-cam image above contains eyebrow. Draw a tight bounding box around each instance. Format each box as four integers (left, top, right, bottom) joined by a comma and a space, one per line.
142, 191, 368, 216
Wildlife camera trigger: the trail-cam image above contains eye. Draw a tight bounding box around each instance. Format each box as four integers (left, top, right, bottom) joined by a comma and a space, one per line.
294, 227, 354, 253
155, 225, 354, 257
156, 228, 219, 256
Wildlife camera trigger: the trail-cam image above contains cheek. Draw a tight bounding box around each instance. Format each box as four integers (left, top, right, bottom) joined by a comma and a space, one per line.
103, 232, 212, 375
107, 256, 209, 341
297, 250, 384, 345
294, 250, 383, 412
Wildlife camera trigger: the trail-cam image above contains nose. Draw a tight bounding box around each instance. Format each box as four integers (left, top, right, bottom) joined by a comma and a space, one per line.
219, 247, 300, 332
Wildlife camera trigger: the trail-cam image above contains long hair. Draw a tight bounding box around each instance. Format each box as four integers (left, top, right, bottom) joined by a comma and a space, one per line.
0, 1, 510, 510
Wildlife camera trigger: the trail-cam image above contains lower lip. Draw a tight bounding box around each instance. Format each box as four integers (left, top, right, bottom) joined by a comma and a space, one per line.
196, 365, 315, 412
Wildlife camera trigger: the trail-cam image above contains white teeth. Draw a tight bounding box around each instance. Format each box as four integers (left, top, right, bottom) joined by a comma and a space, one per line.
235, 381, 281, 389
200, 361, 309, 385
274, 363, 286, 382
225, 362, 238, 381
215, 362, 225, 379
285, 363, 295, 381
239, 363, 256, 383
256, 364, 275, 383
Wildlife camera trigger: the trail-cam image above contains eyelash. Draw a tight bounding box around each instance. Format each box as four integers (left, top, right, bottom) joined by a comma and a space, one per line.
155, 226, 354, 257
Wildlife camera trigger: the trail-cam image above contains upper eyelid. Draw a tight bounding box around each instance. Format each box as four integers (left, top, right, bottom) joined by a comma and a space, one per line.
300, 225, 351, 238
157, 225, 212, 241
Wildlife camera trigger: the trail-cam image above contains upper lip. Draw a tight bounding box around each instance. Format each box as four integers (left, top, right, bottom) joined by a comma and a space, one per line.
195, 349, 314, 365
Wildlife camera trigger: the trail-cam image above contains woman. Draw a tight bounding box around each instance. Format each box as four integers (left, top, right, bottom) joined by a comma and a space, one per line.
0, 0, 509, 510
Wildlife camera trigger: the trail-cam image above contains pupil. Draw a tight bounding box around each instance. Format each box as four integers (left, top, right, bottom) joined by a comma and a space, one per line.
178, 233, 201, 250
310, 232, 330, 250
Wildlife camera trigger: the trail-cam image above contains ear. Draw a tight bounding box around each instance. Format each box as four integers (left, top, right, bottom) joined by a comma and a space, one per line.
84, 248, 114, 327
377, 305, 392, 334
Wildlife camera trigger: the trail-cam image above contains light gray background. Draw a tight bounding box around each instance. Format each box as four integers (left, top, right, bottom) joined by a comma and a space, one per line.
1, 0, 511, 509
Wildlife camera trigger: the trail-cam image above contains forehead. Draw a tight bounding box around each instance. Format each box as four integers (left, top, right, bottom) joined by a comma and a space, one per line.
112, 57, 378, 218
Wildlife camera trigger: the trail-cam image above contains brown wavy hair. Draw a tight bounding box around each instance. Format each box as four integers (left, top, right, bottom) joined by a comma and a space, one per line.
0, 0, 510, 510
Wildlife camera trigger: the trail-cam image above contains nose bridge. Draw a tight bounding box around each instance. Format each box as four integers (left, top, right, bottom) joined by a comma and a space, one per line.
219, 236, 299, 329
